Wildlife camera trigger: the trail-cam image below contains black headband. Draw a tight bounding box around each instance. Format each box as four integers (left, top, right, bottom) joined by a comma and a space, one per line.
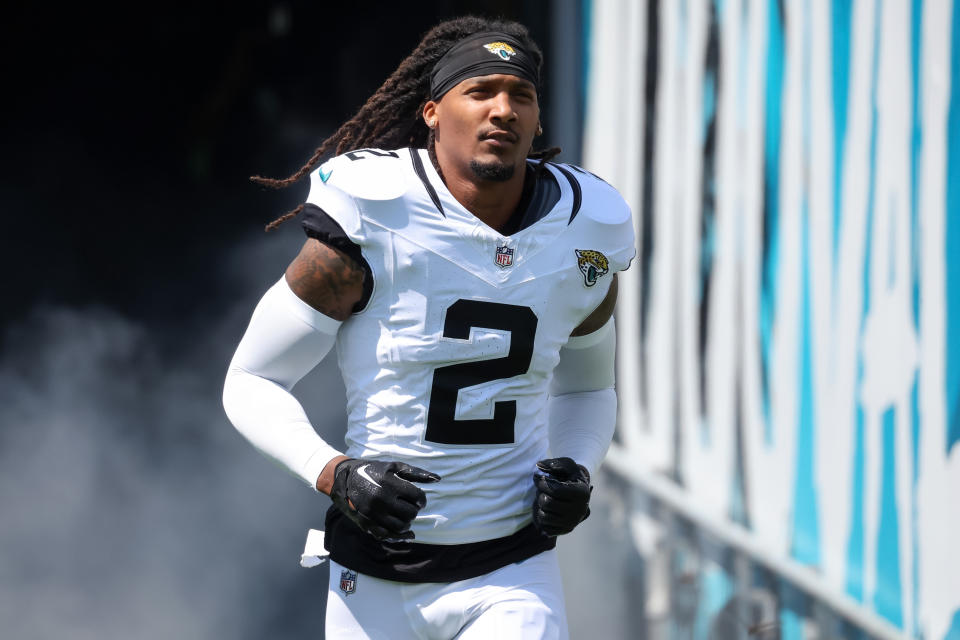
429, 31, 539, 101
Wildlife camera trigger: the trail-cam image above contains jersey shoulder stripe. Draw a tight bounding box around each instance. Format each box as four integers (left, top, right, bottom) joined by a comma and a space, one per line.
407, 148, 445, 216
556, 163, 632, 226
549, 163, 583, 224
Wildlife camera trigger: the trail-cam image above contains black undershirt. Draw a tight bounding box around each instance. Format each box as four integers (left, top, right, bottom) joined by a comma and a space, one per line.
497, 162, 561, 235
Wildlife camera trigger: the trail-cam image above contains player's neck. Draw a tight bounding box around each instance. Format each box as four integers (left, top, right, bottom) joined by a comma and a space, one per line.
440, 162, 527, 233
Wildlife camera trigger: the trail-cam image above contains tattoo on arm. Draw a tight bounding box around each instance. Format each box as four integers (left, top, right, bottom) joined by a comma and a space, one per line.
285, 239, 365, 321
570, 274, 618, 336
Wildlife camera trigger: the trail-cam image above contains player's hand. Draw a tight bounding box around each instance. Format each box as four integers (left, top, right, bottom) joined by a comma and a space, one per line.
330, 458, 441, 541
532, 457, 592, 536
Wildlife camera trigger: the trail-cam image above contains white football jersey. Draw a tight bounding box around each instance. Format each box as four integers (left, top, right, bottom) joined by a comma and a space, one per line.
306, 148, 635, 544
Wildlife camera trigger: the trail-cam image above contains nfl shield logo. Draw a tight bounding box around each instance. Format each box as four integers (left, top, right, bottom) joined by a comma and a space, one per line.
339, 569, 357, 595
495, 245, 514, 268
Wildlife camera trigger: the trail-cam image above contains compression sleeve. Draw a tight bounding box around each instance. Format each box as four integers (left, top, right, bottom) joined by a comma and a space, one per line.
547, 317, 618, 477
222, 277, 344, 490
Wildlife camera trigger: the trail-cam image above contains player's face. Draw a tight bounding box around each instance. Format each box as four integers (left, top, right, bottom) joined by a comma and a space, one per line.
424, 74, 540, 183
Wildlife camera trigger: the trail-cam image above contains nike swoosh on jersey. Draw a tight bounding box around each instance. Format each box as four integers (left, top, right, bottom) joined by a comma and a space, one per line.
355, 464, 381, 488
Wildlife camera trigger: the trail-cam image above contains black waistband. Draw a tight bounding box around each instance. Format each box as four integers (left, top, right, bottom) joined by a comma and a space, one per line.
323, 506, 556, 583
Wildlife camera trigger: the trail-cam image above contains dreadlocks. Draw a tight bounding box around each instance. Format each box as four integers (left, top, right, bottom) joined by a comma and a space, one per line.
255, 16, 561, 231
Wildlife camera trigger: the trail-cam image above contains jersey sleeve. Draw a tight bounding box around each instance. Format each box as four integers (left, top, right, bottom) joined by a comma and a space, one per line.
301, 156, 373, 313
305, 156, 363, 240
567, 165, 636, 273
303, 149, 410, 240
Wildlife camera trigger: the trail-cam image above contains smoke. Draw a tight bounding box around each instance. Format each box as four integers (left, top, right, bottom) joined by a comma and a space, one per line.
0, 227, 637, 639
0, 228, 344, 639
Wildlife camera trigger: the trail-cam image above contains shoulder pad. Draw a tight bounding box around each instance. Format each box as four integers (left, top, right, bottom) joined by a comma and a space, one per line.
555, 164, 631, 226
314, 148, 408, 200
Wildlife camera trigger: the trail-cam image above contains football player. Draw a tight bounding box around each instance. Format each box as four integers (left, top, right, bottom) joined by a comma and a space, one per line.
223, 16, 635, 640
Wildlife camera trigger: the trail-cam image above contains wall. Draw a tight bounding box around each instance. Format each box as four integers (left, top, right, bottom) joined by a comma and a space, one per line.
583, 0, 960, 637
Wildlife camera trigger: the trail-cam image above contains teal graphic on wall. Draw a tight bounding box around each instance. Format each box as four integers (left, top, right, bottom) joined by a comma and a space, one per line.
584, 0, 960, 637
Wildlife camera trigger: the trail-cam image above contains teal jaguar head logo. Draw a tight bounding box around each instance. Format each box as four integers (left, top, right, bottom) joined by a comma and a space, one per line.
575, 249, 610, 287
483, 41, 517, 61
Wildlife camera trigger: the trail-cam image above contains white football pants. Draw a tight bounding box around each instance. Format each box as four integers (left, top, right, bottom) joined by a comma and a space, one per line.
325, 549, 569, 640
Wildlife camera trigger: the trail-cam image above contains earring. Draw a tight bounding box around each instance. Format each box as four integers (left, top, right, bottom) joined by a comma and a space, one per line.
536, 124, 543, 136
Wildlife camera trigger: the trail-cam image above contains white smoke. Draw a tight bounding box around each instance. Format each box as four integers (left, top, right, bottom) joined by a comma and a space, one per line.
0, 229, 345, 639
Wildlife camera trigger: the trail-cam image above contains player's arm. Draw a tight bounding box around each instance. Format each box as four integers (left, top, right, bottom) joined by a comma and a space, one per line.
533, 275, 618, 536
288, 239, 442, 540
285, 238, 366, 322
222, 239, 362, 495
551, 273, 618, 473
223, 238, 439, 541
282, 238, 365, 491
570, 273, 618, 337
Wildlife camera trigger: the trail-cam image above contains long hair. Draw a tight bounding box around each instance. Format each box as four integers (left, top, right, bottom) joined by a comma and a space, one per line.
255, 16, 560, 231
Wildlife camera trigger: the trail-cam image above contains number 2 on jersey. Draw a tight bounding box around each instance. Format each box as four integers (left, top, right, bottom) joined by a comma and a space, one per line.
425, 300, 538, 445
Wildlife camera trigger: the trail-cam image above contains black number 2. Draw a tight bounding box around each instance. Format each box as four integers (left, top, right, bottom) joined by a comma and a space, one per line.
424, 300, 538, 445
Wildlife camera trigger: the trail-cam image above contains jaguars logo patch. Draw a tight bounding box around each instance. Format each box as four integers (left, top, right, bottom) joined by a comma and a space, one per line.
575, 249, 610, 287
483, 42, 517, 60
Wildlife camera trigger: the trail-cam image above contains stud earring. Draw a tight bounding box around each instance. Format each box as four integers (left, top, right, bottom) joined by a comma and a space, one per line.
536, 124, 543, 136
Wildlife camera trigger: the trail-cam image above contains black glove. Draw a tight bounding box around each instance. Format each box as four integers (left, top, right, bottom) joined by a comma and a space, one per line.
532, 457, 592, 536
330, 458, 441, 541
